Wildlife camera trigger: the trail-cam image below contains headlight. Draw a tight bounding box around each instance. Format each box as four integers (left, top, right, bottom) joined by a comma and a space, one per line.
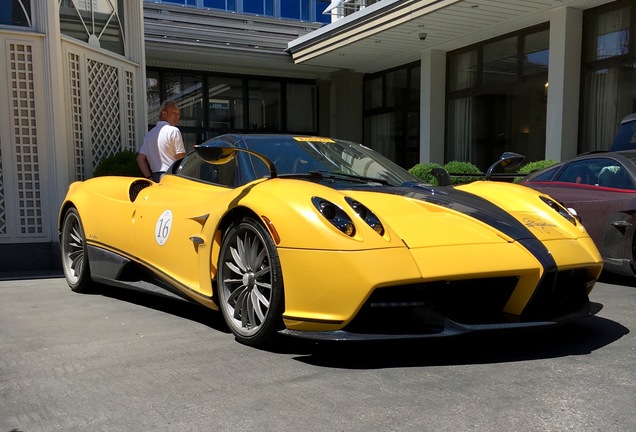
540, 196, 577, 225
345, 197, 385, 236
312, 197, 355, 236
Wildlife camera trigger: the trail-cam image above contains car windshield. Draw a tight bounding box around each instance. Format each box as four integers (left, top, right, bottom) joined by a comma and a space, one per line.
241, 136, 420, 187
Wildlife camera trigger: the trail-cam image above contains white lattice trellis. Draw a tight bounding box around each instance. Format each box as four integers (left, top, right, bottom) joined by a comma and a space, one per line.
125, 70, 135, 151
10, 43, 43, 236
0, 142, 5, 235
87, 59, 121, 171
68, 52, 85, 181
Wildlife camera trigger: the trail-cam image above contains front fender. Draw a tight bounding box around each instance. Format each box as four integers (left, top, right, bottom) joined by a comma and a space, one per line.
228, 179, 406, 251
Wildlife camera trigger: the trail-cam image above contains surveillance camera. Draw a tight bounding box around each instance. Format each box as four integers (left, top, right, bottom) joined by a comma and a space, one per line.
418, 32, 427, 41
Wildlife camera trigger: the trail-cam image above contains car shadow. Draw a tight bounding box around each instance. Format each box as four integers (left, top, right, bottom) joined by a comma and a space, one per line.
96, 284, 230, 334
290, 315, 629, 369
599, 271, 636, 287
84, 284, 629, 368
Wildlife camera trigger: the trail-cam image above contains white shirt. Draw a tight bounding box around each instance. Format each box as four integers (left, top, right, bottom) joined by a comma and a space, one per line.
139, 121, 186, 172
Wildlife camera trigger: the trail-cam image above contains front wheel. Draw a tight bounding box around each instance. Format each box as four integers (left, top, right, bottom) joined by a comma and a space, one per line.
60, 208, 92, 292
217, 217, 284, 347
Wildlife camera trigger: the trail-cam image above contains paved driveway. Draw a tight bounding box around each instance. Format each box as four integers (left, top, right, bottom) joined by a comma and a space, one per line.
1, 275, 634, 432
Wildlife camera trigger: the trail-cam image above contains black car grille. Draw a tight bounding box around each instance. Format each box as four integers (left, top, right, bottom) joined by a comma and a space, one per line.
521, 269, 592, 321
344, 277, 519, 335
344, 270, 593, 336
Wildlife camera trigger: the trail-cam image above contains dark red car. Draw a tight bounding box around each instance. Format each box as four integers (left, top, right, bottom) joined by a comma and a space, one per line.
520, 150, 636, 277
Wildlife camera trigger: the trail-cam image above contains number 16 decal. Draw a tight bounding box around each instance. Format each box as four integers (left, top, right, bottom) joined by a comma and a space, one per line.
155, 210, 173, 246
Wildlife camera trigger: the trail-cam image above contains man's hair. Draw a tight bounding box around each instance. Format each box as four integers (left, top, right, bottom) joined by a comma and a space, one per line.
160, 100, 178, 114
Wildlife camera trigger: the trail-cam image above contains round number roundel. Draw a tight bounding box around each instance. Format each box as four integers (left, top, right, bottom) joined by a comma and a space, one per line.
155, 210, 173, 246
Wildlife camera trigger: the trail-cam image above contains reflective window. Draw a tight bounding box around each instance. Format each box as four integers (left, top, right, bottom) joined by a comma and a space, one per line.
558, 158, 634, 190
146, 71, 162, 125
243, 0, 274, 15
281, 0, 310, 20
365, 112, 398, 161
208, 77, 244, 131
166, 74, 204, 129
483, 37, 518, 86
612, 118, 636, 151
59, 0, 125, 55
580, 1, 636, 153
286, 83, 317, 133
162, 0, 197, 5
531, 165, 561, 182
410, 66, 421, 107
364, 76, 383, 110
0, 0, 31, 27
449, 49, 478, 92
580, 65, 636, 152
585, 6, 630, 61
386, 68, 408, 107
248, 80, 280, 131
447, 25, 549, 168
524, 30, 550, 76
315, 0, 331, 24
363, 62, 420, 168
145, 0, 329, 23
148, 69, 318, 146
558, 161, 596, 185
180, 132, 200, 153
204, 0, 235, 9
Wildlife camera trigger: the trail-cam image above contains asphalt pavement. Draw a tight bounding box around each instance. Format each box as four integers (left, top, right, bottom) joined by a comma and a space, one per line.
1, 274, 635, 432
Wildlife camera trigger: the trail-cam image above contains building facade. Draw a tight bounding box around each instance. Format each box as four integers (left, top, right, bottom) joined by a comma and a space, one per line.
0, 1, 146, 272
1, 0, 634, 272
143, 0, 636, 172
289, 0, 635, 170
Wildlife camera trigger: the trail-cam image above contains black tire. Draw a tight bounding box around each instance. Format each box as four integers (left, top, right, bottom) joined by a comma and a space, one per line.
217, 217, 284, 347
60, 208, 92, 292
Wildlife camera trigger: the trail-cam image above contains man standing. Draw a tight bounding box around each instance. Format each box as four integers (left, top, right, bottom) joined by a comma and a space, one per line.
137, 100, 186, 182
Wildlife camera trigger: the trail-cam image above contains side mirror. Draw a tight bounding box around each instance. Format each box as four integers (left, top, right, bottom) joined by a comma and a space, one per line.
195, 142, 278, 179
195, 145, 236, 165
431, 167, 452, 186
485, 152, 525, 180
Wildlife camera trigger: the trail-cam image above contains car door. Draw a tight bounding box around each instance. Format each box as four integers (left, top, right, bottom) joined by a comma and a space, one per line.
131, 157, 238, 298
527, 157, 636, 260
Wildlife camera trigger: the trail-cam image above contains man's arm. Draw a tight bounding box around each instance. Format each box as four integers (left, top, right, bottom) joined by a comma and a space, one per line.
136, 153, 152, 179
173, 129, 186, 160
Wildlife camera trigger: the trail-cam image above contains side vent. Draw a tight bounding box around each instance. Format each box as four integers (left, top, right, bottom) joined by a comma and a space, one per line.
129, 180, 152, 202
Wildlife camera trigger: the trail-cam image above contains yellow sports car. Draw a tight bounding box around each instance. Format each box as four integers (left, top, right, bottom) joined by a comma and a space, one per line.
59, 134, 603, 347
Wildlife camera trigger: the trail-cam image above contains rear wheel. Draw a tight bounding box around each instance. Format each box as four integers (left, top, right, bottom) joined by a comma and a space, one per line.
60, 208, 92, 292
217, 217, 284, 347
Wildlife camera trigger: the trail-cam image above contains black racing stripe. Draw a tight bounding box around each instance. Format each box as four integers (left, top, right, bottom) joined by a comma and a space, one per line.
380, 185, 535, 241
360, 184, 559, 306
397, 185, 561, 314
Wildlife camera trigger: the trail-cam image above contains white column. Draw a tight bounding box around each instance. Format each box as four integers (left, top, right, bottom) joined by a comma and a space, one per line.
36, 0, 69, 240
420, 49, 446, 164
546, 7, 583, 161
127, 0, 148, 141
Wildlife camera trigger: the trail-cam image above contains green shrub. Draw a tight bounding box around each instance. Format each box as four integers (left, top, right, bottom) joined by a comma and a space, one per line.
518, 159, 559, 175
513, 159, 559, 182
443, 160, 483, 185
93, 149, 142, 177
408, 162, 443, 185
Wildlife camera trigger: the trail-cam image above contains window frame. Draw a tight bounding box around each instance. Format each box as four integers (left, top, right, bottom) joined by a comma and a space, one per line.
147, 67, 319, 149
